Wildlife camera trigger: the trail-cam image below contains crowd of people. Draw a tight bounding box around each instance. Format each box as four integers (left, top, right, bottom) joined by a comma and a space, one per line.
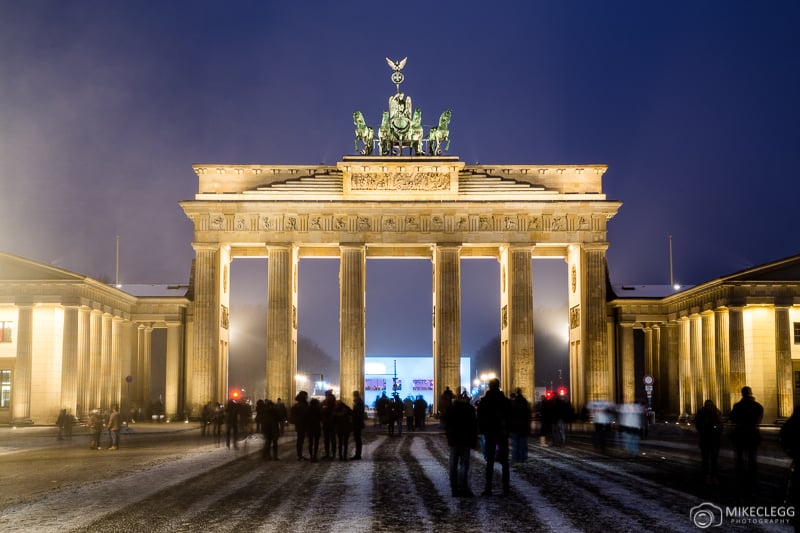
374, 391, 429, 436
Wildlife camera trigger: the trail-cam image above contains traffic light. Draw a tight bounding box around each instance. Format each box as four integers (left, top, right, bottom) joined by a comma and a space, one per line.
558, 386, 567, 397
544, 390, 554, 400
231, 390, 240, 400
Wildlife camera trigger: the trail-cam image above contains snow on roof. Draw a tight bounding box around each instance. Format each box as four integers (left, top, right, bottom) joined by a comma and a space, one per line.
609, 283, 691, 299
116, 284, 190, 298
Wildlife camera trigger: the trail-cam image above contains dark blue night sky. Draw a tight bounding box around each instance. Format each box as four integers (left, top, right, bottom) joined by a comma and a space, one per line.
2, 2, 798, 387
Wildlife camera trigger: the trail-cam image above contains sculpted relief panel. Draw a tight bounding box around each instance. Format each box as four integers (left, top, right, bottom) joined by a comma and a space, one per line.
350, 172, 450, 191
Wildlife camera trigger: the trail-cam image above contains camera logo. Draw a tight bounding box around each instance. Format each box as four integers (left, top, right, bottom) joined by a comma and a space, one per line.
690, 503, 723, 528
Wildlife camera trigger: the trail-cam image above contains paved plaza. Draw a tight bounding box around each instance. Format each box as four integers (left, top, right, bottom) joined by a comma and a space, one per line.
0, 421, 794, 532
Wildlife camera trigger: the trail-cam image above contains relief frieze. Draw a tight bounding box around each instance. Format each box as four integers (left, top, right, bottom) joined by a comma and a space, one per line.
231, 211, 590, 235
350, 172, 450, 191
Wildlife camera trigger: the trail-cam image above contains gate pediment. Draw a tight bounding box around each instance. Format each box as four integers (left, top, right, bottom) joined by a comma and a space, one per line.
339, 156, 462, 200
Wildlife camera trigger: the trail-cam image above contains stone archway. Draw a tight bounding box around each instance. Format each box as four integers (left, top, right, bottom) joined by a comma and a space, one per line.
180, 157, 621, 412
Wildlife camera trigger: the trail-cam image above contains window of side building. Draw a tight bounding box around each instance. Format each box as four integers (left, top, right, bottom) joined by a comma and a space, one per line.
0, 321, 11, 343
0, 370, 10, 408
795, 322, 800, 344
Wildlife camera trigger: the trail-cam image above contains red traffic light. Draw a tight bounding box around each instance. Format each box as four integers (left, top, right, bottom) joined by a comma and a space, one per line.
231, 390, 240, 399
544, 390, 554, 399
558, 387, 567, 397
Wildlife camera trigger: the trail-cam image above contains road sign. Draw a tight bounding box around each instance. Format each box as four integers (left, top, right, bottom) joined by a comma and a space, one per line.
643, 375, 654, 386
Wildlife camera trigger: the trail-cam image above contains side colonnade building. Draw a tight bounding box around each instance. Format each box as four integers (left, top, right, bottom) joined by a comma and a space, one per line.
609, 256, 800, 423
0, 252, 190, 425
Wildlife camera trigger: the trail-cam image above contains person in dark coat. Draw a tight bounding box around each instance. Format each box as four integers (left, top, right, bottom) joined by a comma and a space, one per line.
477, 378, 511, 497
446, 388, 478, 497
225, 399, 239, 449
780, 408, 800, 531
729, 386, 764, 496
695, 399, 722, 485
276, 398, 288, 436
439, 386, 454, 427
290, 391, 309, 460
321, 390, 338, 459
261, 400, 280, 460
351, 391, 366, 460
414, 395, 428, 430
333, 400, 353, 461
306, 397, 322, 462
509, 388, 532, 462
393, 393, 404, 436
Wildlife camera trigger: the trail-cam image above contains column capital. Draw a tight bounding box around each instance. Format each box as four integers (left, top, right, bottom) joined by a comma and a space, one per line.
339, 243, 367, 250
581, 242, 610, 252
191, 242, 220, 252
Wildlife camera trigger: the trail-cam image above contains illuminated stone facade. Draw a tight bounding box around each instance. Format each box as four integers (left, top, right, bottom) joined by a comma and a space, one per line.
180, 156, 620, 412
609, 256, 800, 422
0, 252, 189, 424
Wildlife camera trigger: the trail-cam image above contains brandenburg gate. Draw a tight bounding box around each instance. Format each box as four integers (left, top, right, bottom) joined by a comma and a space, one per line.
180, 157, 620, 412
179, 59, 622, 412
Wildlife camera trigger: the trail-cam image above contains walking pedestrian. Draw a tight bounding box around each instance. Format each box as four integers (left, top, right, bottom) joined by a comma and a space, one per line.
88, 409, 103, 450
321, 390, 337, 459
446, 388, 478, 497
106, 404, 121, 450
276, 398, 288, 436
290, 390, 309, 460
225, 398, 239, 449
477, 378, 511, 497
729, 386, 764, 496
351, 391, 365, 460
261, 400, 280, 460
404, 396, 414, 431
509, 388, 532, 462
414, 395, 428, 430
695, 399, 722, 485
334, 399, 353, 461
306, 397, 322, 462
439, 386, 454, 427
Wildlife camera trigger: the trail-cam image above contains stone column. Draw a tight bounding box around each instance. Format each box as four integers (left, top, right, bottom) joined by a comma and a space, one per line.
619, 323, 635, 404
100, 313, 113, 408
121, 320, 134, 422
60, 305, 80, 414
109, 316, 122, 409
775, 306, 793, 418
191, 244, 221, 412
88, 310, 103, 409
728, 307, 746, 406
643, 326, 654, 379
267, 245, 296, 403
664, 322, 680, 416
142, 326, 153, 408
165, 321, 183, 418
689, 314, 704, 413
678, 317, 691, 416
500, 245, 534, 398
136, 324, 146, 407
649, 325, 662, 410
340, 244, 366, 407
433, 245, 462, 404
11, 304, 33, 424
714, 308, 731, 413
77, 307, 91, 416
582, 244, 610, 402
701, 311, 718, 408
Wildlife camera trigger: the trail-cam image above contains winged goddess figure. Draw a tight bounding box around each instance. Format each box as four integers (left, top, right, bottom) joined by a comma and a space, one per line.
386, 57, 407, 92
